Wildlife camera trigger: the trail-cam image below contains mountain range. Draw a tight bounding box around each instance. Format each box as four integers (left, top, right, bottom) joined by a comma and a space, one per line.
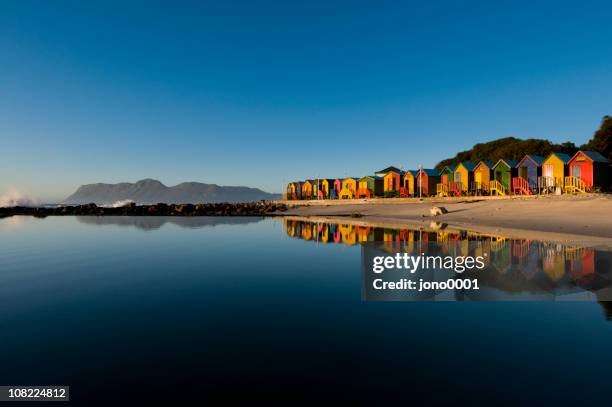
63, 179, 279, 205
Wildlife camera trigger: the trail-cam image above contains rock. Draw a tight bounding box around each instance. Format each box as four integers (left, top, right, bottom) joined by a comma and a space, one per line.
430, 206, 448, 216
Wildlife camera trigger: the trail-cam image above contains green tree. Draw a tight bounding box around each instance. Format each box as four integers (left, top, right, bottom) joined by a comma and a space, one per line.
581, 116, 612, 161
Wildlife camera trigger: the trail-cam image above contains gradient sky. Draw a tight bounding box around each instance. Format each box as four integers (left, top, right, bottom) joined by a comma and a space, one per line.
1, 0, 612, 202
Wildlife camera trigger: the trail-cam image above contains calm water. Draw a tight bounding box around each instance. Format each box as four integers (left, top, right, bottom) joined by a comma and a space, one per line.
1, 216, 612, 404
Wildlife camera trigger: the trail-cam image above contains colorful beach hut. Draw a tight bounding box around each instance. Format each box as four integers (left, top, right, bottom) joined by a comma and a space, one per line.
437, 165, 456, 196
415, 169, 441, 197
541, 152, 571, 191
314, 178, 335, 199
514, 155, 544, 194
339, 177, 358, 199
453, 162, 476, 195
566, 150, 610, 192
403, 170, 418, 197
332, 179, 342, 198
286, 182, 298, 200
357, 176, 383, 198
293, 181, 304, 200
302, 180, 314, 200
383, 169, 404, 196
492, 159, 517, 195
472, 161, 493, 195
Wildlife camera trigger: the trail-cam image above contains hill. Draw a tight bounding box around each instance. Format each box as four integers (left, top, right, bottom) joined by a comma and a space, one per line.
435, 116, 611, 169
63, 179, 279, 205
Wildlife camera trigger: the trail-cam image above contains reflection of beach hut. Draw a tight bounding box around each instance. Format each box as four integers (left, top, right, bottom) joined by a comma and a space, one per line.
570, 249, 595, 283
566, 151, 610, 192
472, 161, 493, 195
492, 159, 518, 194
403, 170, 418, 196
437, 165, 455, 196
541, 152, 570, 191
339, 177, 358, 199
357, 176, 383, 198
356, 225, 373, 243
453, 162, 476, 195
543, 248, 566, 282
339, 224, 357, 245
415, 169, 440, 197
514, 155, 544, 194
383, 169, 404, 196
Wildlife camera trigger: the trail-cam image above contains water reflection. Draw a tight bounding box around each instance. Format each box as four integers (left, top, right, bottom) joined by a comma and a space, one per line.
76, 216, 264, 230
283, 218, 612, 310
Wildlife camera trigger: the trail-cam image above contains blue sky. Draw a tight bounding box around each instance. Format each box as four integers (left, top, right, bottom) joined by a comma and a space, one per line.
1, 0, 611, 201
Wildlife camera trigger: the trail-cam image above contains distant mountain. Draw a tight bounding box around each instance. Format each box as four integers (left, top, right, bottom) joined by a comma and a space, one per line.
63, 179, 279, 205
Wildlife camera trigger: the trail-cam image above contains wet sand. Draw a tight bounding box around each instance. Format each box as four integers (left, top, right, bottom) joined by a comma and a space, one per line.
277, 194, 612, 249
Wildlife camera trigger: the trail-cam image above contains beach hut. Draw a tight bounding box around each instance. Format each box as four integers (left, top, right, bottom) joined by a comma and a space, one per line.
403, 170, 418, 197
357, 176, 384, 198
286, 182, 299, 200
514, 155, 544, 194
540, 152, 570, 192
415, 169, 441, 197
315, 178, 335, 199
302, 180, 314, 199
339, 177, 358, 199
437, 165, 455, 196
332, 179, 342, 199
566, 150, 610, 192
293, 181, 304, 200
472, 161, 493, 195
453, 162, 476, 195
492, 159, 518, 195
383, 169, 404, 196
375, 166, 402, 178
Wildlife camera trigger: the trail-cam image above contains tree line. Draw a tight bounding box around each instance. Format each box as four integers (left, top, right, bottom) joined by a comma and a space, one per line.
435, 116, 612, 169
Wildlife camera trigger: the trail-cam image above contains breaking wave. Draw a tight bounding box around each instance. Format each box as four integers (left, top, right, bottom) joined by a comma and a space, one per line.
0, 189, 39, 207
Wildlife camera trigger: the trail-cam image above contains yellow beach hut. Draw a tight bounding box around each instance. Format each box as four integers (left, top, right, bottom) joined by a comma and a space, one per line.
403, 170, 418, 197
339, 177, 358, 199
541, 152, 571, 192
471, 161, 493, 195
453, 162, 476, 195
302, 180, 314, 200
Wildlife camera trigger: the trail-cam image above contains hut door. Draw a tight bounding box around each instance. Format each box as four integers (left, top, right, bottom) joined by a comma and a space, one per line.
519, 167, 528, 180
442, 174, 448, 184
475, 171, 482, 184
543, 165, 553, 178
572, 165, 581, 179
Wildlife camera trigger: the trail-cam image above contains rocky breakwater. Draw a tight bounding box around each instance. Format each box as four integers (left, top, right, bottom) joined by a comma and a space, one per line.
0, 202, 288, 218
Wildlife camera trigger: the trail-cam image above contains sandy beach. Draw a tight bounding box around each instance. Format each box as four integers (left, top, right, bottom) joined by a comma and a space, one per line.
277, 194, 612, 249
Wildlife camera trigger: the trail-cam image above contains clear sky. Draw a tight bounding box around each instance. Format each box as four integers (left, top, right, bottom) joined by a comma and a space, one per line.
1, 0, 611, 202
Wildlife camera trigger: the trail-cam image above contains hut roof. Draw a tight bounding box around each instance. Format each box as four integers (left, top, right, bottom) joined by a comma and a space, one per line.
493, 159, 518, 169
359, 175, 383, 181
576, 150, 609, 163
420, 169, 440, 176
517, 155, 544, 167
475, 160, 494, 169
376, 166, 401, 174
458, 162, 476, 171
442, 165, 456, 172
545, 152, 571, 164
